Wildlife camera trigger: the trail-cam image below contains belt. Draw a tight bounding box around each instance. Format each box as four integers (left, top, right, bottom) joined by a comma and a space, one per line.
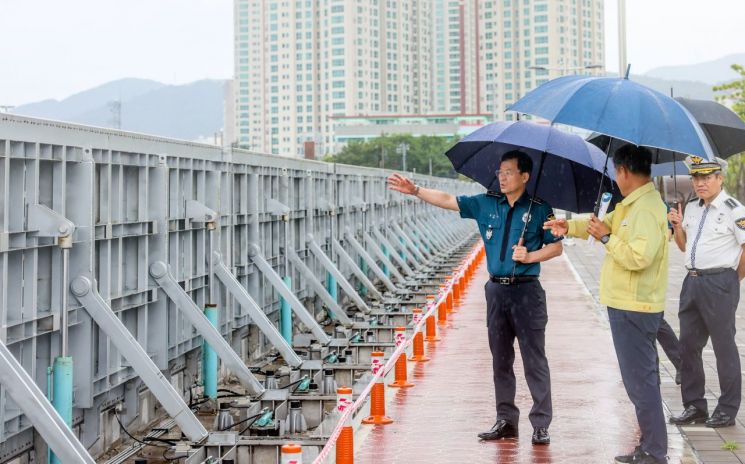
489, 275, 538, 285
686, 267, 731, 277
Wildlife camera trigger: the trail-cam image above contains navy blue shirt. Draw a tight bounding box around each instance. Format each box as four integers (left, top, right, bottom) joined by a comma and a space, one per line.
457, 192, 561, 277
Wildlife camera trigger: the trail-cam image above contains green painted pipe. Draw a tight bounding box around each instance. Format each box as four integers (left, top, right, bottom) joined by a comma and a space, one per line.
46, 366, 53, 464
358, 257, 368, 297
202, 304, 218, 400
382, 244, 390, 277
50, 357, 73, 464
280, 276, 293, 344
326, 272, 338, 321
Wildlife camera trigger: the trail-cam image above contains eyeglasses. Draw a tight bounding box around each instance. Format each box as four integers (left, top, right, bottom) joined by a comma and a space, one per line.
691, 174, 718, 184
496, 169, 517, 178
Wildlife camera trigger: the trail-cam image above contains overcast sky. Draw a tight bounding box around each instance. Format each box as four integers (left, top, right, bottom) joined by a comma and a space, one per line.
0, 0, 743, 105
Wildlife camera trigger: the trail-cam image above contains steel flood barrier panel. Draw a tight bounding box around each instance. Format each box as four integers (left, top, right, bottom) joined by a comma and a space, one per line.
0, 113, 480, 461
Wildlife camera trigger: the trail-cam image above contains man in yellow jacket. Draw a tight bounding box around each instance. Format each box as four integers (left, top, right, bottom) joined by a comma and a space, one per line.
544, 144, 669, 464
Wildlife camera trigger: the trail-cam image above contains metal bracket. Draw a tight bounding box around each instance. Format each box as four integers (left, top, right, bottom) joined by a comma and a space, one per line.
149, 261, 265, 396
185, 200, 217, 224
392, 222, 428, 263
344, 228, 398, 293
316, 196, 333, 212
0, 341, 95, 463
349, 196, 366, 211
401, 221, 433, 260
265, 198, 290, 216
430, 216, 456, 248
307, 235, 371, 314
362, 230, 406, 282
69, 275, 208, 443
405, 218, 438, 256
211, 254, 303, 368
247, 245, 331, 345
371, 227, 414, 276
287, 249, 353, 327
331, 239, 384, 301
28, 204, 75, 248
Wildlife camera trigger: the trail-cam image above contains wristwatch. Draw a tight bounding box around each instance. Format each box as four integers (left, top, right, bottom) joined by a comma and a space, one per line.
413, 184, 421, 196
600, 234, 611, 245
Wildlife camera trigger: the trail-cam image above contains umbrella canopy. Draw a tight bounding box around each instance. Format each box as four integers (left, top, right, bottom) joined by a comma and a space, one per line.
588, 133, 690, 163
651, 161, 688, 178
675, 97, 745, 158
508, 75, 714, 159
446, 120, 620, 213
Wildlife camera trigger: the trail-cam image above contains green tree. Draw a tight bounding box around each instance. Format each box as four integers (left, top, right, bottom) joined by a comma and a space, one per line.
713, 64, 745, 201
324, 134, 461, 178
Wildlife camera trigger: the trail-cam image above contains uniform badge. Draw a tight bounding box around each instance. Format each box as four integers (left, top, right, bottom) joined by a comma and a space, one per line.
486, 227, 493, 240
522, 212, 532, 223
736, 217, 745, 230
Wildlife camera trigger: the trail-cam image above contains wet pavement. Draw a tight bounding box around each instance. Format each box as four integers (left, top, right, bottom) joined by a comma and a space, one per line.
354, 255, 698, 463
566, 239, 745, 463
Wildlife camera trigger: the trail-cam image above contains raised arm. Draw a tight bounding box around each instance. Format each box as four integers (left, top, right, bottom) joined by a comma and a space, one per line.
387, 173, 459, 211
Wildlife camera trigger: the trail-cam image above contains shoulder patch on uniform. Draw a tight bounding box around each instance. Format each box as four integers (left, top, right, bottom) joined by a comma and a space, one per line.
688, 197, 699, 204
736, 217, 745, 230
725, 198, 742, 209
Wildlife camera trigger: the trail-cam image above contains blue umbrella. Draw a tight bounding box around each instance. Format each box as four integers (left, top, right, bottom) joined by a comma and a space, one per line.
508, 74, 714, 159
446, 120, 620, 214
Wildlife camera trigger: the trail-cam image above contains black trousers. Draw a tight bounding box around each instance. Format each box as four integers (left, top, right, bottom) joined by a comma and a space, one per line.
485, 280, 551, 428
657, 318, 681, 370
608, 307, 667, 461
679, 269, 741, 416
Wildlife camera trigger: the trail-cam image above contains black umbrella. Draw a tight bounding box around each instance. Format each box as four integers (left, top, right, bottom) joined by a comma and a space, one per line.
675, 97, 745, 158
447, 121, 621, 215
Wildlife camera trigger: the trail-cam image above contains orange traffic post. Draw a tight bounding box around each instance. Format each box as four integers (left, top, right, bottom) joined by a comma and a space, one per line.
438, 284, 452, 313
409, 308, 430, 362
281, 443, 303, 464
389, 327, 414, 388
335, 386, 354, 464
446, 288, 455, 313
424, 313, 440, 342
452, 276, 461, 303
362, 351, 393, 425
437, 299, 448, 326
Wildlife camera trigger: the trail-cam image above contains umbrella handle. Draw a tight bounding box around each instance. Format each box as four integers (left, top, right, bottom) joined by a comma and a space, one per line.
594, 141, 613, 216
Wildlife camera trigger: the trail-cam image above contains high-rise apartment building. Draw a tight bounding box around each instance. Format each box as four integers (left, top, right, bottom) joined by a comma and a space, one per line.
480, 0, 605, 120
234, 0, 605, 157
234, 0, 432, 156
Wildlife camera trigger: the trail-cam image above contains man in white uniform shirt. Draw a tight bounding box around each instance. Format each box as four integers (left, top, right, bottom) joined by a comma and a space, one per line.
668, 157, 745, 428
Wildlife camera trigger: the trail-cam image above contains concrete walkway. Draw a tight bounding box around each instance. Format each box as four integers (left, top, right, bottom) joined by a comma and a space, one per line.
566, 239, 745, 463
355, 255, 697, 463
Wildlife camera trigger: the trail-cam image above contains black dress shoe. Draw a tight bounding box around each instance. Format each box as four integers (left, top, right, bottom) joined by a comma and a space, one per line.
669, 405, 708, 425
615, 449, 666, 464
614, 446, 640, 463
706, 410, 736, 428
531, 427, 550, 445
477, 419, 518, 440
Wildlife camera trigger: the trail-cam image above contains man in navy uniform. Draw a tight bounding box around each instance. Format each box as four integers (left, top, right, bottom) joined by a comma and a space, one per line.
668, 157, 745, 427
388, 150, 563, 444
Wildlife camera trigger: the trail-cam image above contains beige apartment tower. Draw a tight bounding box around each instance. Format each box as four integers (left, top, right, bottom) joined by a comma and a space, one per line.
234, 0, 605, 156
